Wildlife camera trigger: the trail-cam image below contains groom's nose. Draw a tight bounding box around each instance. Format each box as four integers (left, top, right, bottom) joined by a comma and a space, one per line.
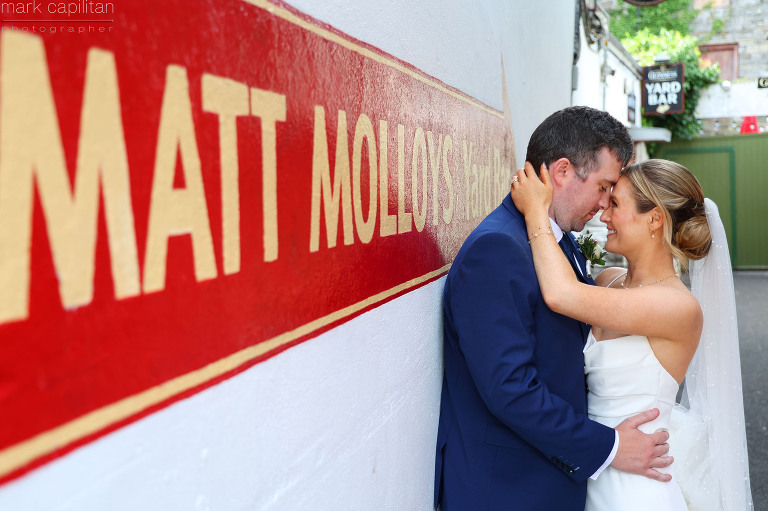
597, 193, 610, 211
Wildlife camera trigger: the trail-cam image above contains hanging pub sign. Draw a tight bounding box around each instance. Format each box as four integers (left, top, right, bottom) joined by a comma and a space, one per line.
642, 62, 685, 115
623, 0, 669, 5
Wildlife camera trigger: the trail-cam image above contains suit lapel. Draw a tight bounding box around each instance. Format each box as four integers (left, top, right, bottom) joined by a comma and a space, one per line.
559, 235, 589, 285
561, 234, 594, 339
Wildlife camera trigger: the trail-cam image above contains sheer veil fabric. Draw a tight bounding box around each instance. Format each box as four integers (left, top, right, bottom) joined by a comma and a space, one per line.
670, 198, 753, 510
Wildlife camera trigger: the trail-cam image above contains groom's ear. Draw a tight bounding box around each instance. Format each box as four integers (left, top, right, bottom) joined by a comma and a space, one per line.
549, 158, 571, 187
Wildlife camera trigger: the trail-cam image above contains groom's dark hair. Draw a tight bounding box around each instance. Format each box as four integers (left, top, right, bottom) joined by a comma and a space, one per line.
525, 106, 633, 180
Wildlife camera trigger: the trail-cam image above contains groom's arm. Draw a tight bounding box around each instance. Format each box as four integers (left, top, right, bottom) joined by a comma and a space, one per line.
450, 232, 614, 482
590, 433, 618, 479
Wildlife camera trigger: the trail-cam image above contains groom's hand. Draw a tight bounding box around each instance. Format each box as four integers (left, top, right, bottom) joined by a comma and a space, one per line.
611, 408, 673, 482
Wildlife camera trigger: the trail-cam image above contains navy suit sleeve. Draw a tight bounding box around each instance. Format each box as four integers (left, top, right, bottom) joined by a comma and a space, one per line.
448, 230, 614, 482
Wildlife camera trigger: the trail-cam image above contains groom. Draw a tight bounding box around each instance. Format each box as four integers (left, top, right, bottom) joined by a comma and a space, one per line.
434, 106, 672, 511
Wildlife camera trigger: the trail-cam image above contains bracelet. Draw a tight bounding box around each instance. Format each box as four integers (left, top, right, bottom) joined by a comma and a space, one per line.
528, 227, 553, 243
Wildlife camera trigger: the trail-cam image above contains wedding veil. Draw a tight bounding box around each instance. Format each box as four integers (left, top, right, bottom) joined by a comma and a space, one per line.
672, 198, 753, 510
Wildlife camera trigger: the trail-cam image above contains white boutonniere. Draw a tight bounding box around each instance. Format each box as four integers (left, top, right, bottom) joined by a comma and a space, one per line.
575, 231, 607, 278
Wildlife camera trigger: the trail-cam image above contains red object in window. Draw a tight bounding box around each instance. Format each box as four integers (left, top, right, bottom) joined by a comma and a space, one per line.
740, 116, 760, 134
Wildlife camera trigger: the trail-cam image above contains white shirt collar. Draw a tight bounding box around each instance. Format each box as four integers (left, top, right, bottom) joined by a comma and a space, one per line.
550, 217, 585, 277
549, 217, 564, 242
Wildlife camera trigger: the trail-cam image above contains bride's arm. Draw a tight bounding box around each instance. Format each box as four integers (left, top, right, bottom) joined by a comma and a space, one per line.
510, 164, 702, 343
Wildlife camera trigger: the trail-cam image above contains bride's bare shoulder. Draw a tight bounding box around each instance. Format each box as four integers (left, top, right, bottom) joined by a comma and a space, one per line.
594, 267, 627, 288
664, 283, 704, 339
676, 284, 703, 320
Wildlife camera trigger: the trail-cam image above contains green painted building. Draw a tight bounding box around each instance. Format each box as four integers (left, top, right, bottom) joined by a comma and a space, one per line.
656, 133, 768, 269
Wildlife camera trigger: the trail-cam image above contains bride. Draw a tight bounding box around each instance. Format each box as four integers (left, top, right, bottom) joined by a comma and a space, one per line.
509, 159, 753, 511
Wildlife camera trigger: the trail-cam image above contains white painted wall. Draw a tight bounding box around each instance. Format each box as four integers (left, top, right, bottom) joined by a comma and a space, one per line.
287, 0, 576, 167
0, 281, 444, 511
696, 80, 768, 118
572, 24, 642, 128
0, 1, 577, 509
602, 46, 642, 128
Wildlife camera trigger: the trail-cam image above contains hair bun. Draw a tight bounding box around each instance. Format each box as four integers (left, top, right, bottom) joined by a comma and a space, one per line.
673, 213, 712, 260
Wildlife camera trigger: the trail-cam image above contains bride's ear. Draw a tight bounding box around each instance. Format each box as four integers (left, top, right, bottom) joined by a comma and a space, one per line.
549, 158, 571, 187
648, 207, 664, 232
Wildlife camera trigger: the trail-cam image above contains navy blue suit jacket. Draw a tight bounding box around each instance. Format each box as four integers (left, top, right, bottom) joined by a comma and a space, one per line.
434, 195, 615, 511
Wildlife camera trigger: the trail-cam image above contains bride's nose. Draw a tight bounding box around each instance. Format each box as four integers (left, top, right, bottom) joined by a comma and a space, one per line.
600, 208, 611, 223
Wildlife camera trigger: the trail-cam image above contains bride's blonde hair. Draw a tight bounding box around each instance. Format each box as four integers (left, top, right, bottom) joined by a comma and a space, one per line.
621, 159, 711, 270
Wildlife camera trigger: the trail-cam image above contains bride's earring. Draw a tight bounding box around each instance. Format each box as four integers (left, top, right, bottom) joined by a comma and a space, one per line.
649, 220, 655, 238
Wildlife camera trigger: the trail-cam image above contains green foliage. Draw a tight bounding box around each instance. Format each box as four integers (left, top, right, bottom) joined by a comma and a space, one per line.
621, 29, 720, 140
710, 18, 724, 36
608, 0, 699, 38
698, 8, 728, 43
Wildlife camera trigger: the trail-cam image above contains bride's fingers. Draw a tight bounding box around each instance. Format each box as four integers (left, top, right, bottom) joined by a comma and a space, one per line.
518, 167, 527, 182
523, 161, 535, 179
540, 163, 551, 186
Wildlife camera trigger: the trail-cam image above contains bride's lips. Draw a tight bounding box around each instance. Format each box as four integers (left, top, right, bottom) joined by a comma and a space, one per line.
606, 229, 616, 237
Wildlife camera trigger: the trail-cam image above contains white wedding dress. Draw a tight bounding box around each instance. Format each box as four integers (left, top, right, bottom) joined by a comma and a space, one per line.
583, 331, 688, 511
582, 199, 752, 511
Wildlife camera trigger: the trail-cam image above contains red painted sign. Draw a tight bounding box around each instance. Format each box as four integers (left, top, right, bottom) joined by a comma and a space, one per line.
0, 0, 516, 481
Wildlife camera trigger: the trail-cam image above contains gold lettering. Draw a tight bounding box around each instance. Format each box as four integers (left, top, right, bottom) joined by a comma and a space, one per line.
250, 88, 286, 262
378, 120, 397, 237
201, 74, 249, 274
76, 48, 141, 302
352, 113, 377, 244
143, 65, 217, 293
0, 34, 139, 324
461, 140, 473, 220
309, 107, 353, 251
411, 127, 428, 232
427, 131, 442, 226
397, 124, 411, 234
442, 135, 454, 225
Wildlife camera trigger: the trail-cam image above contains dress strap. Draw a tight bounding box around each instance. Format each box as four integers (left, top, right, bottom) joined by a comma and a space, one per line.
605, 270, 628, 288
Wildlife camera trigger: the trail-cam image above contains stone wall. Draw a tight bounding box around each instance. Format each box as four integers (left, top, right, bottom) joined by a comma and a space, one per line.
690, 0, 768, 80
599, 0, 768, 80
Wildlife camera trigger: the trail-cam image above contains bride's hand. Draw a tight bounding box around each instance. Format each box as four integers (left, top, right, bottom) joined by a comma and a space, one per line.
509, 162, 552, 216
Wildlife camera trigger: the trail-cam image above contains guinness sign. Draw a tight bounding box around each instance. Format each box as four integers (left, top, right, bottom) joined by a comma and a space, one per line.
623, 0, 669, 5
642, 63, 685, 115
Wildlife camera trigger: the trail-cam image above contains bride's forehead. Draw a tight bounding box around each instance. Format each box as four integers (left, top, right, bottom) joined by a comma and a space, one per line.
614, 176, 631, 190
611, 177, 633, 197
